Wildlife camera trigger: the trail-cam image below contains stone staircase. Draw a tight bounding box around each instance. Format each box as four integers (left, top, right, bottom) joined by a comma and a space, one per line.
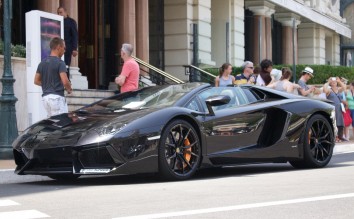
66, 89, 115, 111
65, 57, 183, 112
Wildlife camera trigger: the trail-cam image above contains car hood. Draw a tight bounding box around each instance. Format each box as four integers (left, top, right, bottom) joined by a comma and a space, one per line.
36, 108, 158, 134
13, 108, 159, 149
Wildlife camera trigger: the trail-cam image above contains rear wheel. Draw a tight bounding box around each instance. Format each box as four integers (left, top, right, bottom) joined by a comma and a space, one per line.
290, 114, 334, 168
158, 120, 201, 180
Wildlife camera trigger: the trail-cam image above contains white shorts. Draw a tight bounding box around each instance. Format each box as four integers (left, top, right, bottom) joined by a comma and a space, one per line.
42, 94, 68, 118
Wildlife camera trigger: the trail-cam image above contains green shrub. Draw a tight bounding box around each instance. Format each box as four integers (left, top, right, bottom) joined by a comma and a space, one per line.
204, 65, 354, 84
288, 65, 354, 84
11, 44, 26, 58
0, 41, 26, 58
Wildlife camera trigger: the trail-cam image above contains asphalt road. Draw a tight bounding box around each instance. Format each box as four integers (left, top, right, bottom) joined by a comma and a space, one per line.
1, 151, 354, 219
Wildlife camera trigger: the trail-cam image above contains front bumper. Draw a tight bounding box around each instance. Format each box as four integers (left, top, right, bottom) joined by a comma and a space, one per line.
14, 144, 124, 175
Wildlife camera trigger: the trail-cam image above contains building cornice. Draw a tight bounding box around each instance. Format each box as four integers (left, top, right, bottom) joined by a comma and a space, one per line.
268, 0, 351, 38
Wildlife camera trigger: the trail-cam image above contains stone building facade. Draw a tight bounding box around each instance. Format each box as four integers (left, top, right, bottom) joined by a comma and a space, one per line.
3, 0, 353, 87
341, 0, 354, 67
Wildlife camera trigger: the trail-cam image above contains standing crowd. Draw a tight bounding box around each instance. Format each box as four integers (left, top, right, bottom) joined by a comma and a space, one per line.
215, 59, 354, 142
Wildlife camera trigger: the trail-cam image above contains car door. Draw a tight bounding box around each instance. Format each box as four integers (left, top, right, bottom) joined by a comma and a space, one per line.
199, 87, 267, 156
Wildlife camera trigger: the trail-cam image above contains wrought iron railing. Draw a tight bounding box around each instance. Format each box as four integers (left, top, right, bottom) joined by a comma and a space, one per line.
183, 65, 216, 85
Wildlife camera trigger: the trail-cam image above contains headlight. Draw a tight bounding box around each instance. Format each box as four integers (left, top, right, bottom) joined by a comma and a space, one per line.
95, 122, 126, 136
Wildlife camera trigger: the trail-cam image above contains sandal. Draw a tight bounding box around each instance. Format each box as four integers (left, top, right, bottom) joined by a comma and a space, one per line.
340, 138, 349, 142
335, 138, 342, 143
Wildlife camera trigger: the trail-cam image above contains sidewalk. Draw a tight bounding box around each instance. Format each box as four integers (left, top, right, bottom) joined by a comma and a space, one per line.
333, 140, 354, 154
0, 159, 15, 170
1, 141, 353, 170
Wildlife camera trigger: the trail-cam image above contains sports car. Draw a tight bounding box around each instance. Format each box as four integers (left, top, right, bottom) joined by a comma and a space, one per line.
12, 83, 336, 180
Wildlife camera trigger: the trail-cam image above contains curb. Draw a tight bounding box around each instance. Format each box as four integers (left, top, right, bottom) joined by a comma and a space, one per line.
333, 142, 354, 154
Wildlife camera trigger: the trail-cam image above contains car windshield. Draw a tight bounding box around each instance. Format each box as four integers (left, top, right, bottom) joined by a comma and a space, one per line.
80, 83, 203, 112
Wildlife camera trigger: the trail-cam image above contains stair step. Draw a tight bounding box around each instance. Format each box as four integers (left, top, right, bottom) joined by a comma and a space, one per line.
66, 96, 105, 105
65, 89, 115, 112
68, 89, 115, 98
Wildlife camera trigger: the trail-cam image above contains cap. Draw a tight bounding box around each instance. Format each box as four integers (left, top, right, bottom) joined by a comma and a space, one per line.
302, 67, 314, 77
270, 69, 282, 81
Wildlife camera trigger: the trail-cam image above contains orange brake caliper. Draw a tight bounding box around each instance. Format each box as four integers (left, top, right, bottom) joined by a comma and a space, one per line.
308, 129, 312, 145
183, 138, 192, 168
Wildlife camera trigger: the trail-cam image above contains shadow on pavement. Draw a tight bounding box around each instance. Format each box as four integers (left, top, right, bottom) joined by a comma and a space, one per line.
1, 153, 353, 199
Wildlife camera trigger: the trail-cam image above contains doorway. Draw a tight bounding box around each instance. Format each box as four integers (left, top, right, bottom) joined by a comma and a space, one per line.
78, 0, 118, 89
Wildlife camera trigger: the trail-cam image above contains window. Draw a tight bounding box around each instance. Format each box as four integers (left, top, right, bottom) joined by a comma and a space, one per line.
192, 87, 262, 112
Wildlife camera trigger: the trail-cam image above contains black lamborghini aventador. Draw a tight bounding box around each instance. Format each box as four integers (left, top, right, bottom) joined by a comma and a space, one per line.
12, 83, 336, 180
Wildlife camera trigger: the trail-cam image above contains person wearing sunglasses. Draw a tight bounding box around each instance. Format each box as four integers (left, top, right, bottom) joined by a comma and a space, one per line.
235, 61, 256, 85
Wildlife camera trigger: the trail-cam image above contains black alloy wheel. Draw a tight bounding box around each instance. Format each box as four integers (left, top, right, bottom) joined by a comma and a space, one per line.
290, 114, 334, 168
158, 120, 201, 180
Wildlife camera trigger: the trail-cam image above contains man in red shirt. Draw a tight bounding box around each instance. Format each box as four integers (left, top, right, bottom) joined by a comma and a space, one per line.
115, 43, 140, 93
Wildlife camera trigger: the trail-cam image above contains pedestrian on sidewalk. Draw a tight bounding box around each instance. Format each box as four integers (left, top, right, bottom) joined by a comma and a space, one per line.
215, 63, 235, 87
34, 37, 72, 118
115, 43, 140, 93
234, 61, 255, 85
297, 67, 316, 97
57, 6, 78, 80
256, 59, 273, 86
346, 81, 354, 139
323, 77, 347, 142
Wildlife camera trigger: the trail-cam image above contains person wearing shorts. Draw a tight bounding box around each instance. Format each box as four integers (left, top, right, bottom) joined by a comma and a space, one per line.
34, 37, 72, 118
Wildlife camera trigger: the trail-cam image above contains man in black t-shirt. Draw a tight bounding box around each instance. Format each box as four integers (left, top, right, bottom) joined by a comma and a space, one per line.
34, 37, 72, 117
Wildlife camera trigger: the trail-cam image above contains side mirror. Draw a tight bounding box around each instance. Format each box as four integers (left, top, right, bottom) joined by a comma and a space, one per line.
205, 95, 231, 116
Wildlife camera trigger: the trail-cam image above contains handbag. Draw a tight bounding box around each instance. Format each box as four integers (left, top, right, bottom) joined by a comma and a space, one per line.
343, 109, 353, 127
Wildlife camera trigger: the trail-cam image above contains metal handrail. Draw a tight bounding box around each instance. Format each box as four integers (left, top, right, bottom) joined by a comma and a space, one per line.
183, 64, 216, 85
187, 65, 216, 79
132, 56, 184, 84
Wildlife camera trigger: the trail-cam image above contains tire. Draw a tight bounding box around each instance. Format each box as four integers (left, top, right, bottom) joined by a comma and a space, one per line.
290, 114, 334, 169
158, 120, 201, 180
48, 174, 80, 181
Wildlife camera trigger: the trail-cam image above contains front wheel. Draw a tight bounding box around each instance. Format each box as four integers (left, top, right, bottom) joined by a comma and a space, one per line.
290, 114, 334, 169
158, 120, 201, 180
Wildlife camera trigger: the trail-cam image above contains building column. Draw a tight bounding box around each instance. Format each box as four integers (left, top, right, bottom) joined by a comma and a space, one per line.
333, 34, 340, 66
264, 15, 273, 59
247, 5, 275, 65
230, 0, 245, 67
193, 0, 215, 67
211, 0, 230, 67
165, 0, 215, 81
164, 0, 190, 80
275, 14, 301, 64
118, 0, 136, 51
136, 0, 149, 76
37, 0, 59, 14
298, 23, 326, 64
